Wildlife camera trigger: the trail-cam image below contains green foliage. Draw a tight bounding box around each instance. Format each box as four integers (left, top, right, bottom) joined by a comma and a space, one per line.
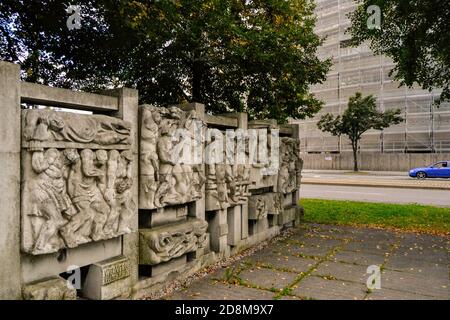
300, 199, 450, 235
348, 0, 450, 104
317, 92, 403, 171
0, 0, 331, 122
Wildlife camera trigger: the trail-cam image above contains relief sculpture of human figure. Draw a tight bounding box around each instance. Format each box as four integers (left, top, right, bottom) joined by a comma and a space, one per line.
139, 105, 207, 209
140, 107, 160, 208
24, 110, 131, 145
22, 110, 135, 255
61, 149, 110, 247
278, 138, 291, 194
116, 151, 135, 234
29, 149, 75, 254
154, 122, 179, 207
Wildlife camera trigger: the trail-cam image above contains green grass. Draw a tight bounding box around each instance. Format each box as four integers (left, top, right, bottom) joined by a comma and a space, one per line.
300, 199, 450, 235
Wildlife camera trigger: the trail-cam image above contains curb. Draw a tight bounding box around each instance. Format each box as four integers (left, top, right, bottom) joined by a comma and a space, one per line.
301, 180, 450, 191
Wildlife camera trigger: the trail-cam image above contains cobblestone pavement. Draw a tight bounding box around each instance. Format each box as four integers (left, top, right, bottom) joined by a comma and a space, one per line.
165, 223, 449, 300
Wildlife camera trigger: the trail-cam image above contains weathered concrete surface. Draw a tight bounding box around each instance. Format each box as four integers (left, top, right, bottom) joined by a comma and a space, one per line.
0, 62, 21, 299
22, 277, 76, 300
21, 237, 122, 283
21, 82, 119, 112
165, 223, 449, 300
104, 87, 140, 292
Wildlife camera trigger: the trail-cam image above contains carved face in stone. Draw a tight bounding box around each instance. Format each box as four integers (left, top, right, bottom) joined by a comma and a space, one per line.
48, 114, 65, 131
63, 149, 80, 163
81, 149, 93, 159
152, 110, 162, 124
95, 150, 108, 164
45, 148, 60, 165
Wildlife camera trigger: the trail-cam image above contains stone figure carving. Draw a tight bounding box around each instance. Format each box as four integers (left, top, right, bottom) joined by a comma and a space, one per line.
23, 109, 131, 145
247, 126, 279, 190
278, 137, 303, 194
21, 110, 135, 255
205, 137, 251, 210
248, 193, 284, 220
26, 149, 76, 254
139, 105, 206, 209
139, 218, 208, 265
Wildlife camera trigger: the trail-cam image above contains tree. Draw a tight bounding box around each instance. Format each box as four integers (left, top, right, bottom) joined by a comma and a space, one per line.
348, 0, 450, 104
0, 0, 331, 122
317, 93, 403, 171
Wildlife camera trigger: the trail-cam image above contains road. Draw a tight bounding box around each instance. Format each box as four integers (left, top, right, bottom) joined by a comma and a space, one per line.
300, 184, 450, 207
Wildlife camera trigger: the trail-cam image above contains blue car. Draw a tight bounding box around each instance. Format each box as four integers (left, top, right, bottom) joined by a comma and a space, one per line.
409, 161, 450, 179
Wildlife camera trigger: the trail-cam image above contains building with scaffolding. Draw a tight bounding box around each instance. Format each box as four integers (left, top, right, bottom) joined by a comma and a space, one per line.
292, 0, 450, 170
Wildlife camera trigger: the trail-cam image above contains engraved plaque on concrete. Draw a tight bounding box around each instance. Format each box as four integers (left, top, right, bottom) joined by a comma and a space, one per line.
101, 257, 130, 285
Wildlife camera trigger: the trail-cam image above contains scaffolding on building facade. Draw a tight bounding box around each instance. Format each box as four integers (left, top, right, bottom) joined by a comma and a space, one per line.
293, 0, 450, 154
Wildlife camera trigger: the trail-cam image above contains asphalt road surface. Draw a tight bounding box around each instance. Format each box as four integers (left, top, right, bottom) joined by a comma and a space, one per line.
300, 184, 450, 207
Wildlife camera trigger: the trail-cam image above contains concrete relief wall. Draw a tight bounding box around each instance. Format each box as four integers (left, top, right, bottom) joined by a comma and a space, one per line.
139, 104, 206, 209
21, 109, 135, 255
0, 61, 303, 300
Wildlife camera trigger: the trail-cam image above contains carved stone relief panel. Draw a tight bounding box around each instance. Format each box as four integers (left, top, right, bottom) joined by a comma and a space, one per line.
248, 122, 278, 190
278, 137, 303, 194
21, 110, 135, 255
139, 218, 208, 265
248, 193, 283, 220
23, 109, 132, 148
139, 105, 206, 209
205, 133, 251, 211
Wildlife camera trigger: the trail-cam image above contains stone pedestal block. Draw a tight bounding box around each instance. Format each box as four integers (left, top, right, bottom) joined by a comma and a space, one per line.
241, 203, 249, 239
278, 206, 297, 226
82, 256, 131, 300
227, 205, 241, 246
207, 209, 229, 254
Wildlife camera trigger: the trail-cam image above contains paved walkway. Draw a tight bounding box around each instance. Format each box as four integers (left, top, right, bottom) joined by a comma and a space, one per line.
165, 224, 449, 300
302, 170, 450, 190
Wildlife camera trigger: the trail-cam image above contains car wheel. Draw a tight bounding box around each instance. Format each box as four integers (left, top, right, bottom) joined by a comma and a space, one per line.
417, 172, 427, 179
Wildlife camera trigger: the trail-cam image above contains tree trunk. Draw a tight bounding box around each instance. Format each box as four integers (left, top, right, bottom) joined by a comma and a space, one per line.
352, 141, 359, 172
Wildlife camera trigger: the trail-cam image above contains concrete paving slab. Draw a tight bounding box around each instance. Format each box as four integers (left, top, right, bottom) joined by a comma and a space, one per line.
164, 223, 449, 300
331, 250, 387, 266
167, 280, 274, 300
238, 267, 298, 290
380, 269, 449, 299
311, 261, 369, 283
292, 275, 367, 300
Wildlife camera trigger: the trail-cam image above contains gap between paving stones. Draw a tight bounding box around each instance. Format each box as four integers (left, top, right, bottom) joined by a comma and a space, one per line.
208, 230, 350, 300
274, 239, 351, 299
